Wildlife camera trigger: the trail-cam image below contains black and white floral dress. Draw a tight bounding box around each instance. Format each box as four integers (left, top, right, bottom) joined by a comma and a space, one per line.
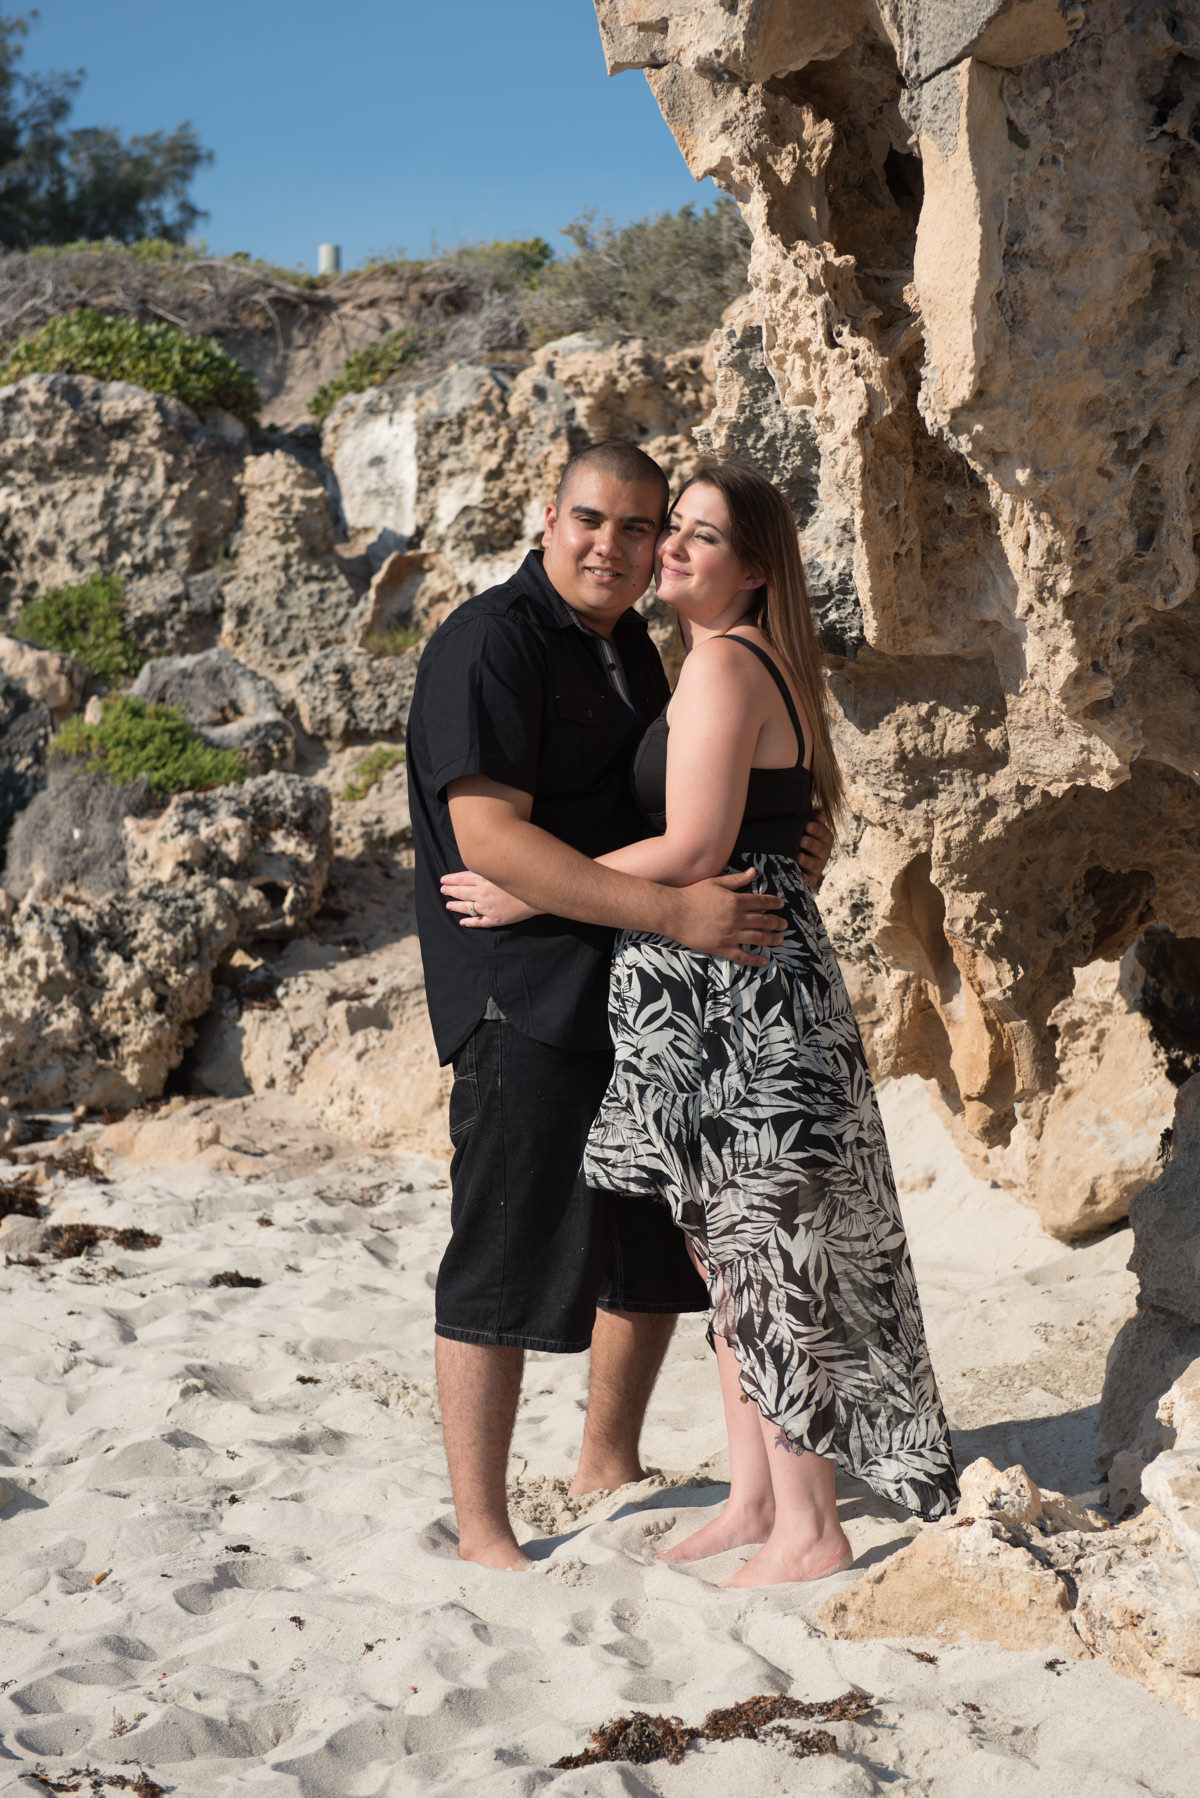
582, 643, 959, 1521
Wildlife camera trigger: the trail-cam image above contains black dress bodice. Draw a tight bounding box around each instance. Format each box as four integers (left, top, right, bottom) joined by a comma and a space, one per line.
631, 635, 814, 856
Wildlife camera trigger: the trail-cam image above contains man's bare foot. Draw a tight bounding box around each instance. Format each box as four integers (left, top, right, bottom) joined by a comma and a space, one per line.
568, 1461, 647, 1498
658, 1502, 774, 1563
720, 1531, 852, 1588
457, 1531, 534, 1571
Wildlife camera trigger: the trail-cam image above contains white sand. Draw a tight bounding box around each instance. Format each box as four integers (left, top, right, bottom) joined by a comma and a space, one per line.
2, 1078, 1197, 1796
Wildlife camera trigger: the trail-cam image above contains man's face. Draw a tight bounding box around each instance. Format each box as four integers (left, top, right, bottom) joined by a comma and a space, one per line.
541, 467, 665, 634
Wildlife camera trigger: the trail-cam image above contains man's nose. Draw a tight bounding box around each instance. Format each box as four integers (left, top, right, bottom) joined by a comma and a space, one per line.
592, 522, 621, 559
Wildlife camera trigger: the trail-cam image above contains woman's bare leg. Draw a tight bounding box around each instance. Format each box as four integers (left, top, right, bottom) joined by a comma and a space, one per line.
721, 1416, 851, 1587
659, 1330, 775, 1562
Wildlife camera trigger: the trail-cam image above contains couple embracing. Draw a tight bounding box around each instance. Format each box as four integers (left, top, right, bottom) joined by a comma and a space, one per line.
406, 441, 958, 1583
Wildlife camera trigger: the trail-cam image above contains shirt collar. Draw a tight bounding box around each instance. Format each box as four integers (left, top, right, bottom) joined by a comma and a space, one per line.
514, 550, 650, 644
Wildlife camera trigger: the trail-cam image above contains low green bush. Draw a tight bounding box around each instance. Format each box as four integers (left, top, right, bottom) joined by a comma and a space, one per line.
364, 624, 423, 657
17, 573, 143, 681
51, 696, 247, 796
308, 330, 421, 422
343, 744, 405, 803
0, 308, 260, 426
524, 199, 751, 349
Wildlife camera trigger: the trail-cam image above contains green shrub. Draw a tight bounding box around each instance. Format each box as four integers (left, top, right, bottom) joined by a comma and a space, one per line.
17, 573, 143, 681
523, 199, 751, 349
364, 624, 423, 657
308, 330, 421, 421
0, 308, 260, 426
51, 696, 247, 796
443, 237, 554, 288
343, 745, 405, 803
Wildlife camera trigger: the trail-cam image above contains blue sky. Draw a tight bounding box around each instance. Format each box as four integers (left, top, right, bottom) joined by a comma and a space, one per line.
19, 1, 715, 271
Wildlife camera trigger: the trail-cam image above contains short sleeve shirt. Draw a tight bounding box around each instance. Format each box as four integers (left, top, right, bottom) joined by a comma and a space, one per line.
406, 551, 670, 1063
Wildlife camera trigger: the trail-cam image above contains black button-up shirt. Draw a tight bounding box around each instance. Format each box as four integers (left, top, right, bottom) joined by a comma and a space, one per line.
406, 551, 669, 1063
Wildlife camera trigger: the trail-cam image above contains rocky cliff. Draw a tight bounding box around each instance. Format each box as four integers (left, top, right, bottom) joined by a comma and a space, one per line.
592, 0, 1200, 1231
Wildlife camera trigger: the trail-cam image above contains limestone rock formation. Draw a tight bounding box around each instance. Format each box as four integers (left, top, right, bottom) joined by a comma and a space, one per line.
1100, 1074, 1200, 1488
219, 451, 369, 670
0, 773, 332, 1109
122, 772, 331, 938
132, 648, 296, 774
593, 0, 1200, 1179
0, 375, 243, 619
0, 636, 87, 726
823, 1450, 1200, 1716
3, 769, 153, 902
284, 646, 419, 748
0, 672, 49, 856
323, 337, 713, 596
939, 955, 1180, 1241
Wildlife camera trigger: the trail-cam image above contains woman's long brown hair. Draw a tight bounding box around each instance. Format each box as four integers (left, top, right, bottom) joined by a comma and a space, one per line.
676, 461, 846, 832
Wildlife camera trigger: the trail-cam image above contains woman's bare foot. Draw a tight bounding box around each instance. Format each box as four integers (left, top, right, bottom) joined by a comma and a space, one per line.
658, 1501, 774, 1563
720, 1529, 852, 1588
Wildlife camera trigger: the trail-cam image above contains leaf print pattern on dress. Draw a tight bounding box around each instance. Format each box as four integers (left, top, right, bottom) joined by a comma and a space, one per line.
583, 851, 959, 1522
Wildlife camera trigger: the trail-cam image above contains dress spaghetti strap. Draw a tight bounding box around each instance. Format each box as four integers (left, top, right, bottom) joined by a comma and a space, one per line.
718, 633, 806, 765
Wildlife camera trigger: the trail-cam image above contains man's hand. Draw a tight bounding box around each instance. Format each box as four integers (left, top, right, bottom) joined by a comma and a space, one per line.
798, 810, 835, 890
670, 868, 785, 968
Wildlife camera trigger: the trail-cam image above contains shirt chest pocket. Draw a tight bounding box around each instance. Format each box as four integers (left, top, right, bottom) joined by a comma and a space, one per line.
554, 683, 611, 727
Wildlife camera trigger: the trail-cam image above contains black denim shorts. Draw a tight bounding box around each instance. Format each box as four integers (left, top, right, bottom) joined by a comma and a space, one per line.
435, 1018, 708, 1353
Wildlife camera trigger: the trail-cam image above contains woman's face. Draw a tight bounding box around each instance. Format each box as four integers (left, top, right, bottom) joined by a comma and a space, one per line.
654, 482, 762, 621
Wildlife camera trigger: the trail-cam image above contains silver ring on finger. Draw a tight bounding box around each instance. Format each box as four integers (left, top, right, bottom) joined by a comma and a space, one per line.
469, 901, 478, 918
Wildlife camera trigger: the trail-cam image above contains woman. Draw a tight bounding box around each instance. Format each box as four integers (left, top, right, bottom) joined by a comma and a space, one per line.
443, 462, 958, 1584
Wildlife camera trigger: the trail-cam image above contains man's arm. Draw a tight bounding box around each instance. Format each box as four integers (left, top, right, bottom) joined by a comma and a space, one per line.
446, 777, 784, 967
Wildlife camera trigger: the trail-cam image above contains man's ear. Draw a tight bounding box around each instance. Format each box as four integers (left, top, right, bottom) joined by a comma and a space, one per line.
542, 502, 557, 550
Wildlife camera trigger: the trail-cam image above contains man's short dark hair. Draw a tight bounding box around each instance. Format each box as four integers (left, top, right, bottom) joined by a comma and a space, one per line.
555, 440, 670, 515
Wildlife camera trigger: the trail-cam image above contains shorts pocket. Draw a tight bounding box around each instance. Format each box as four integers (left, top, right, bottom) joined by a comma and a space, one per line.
448, 1034, 480, 1144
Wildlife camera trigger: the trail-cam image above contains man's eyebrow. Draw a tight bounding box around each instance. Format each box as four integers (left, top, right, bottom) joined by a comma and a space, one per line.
569, 506, 659, 528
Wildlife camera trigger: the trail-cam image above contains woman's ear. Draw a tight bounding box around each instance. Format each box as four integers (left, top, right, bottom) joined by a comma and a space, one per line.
741, 566, 767, 595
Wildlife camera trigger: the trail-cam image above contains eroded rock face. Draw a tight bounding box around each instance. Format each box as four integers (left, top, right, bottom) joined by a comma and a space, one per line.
0, 672, 49, 856
594, 0, 1200, 1158
322, 337, 713, 596
1100, 1075, 1200, 1487
132, 648, 295, 775
0, 774, 332, 1109
822, 1449, 1200, 1717
0, 375, 243, 619
220, 451, 369, 670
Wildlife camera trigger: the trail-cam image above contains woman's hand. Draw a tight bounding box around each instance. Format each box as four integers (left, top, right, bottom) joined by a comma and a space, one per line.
440, 869, 541, 928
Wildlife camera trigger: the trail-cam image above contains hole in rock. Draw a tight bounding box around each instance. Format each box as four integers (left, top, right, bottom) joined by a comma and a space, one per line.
1081, 866, 1156, 960
1123, 927, 1200, 1086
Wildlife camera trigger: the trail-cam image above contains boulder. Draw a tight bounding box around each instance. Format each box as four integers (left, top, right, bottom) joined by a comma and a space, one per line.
0, 375, 243, 619
132, 647, 295, 774
3, 768, 153, 902
0, 773, 332, 1110
123, 569, 227, 661
0, 672, 50, 855
820, 1514, 1084, 1657
122, 772, 331, 939
359, 549, 464, 642
0, 636, 87, 725
219, 451, 369, 669
284, 646, 420, 746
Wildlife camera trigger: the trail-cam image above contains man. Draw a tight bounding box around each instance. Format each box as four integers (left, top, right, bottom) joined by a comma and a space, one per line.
406, 440, 832, 1569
